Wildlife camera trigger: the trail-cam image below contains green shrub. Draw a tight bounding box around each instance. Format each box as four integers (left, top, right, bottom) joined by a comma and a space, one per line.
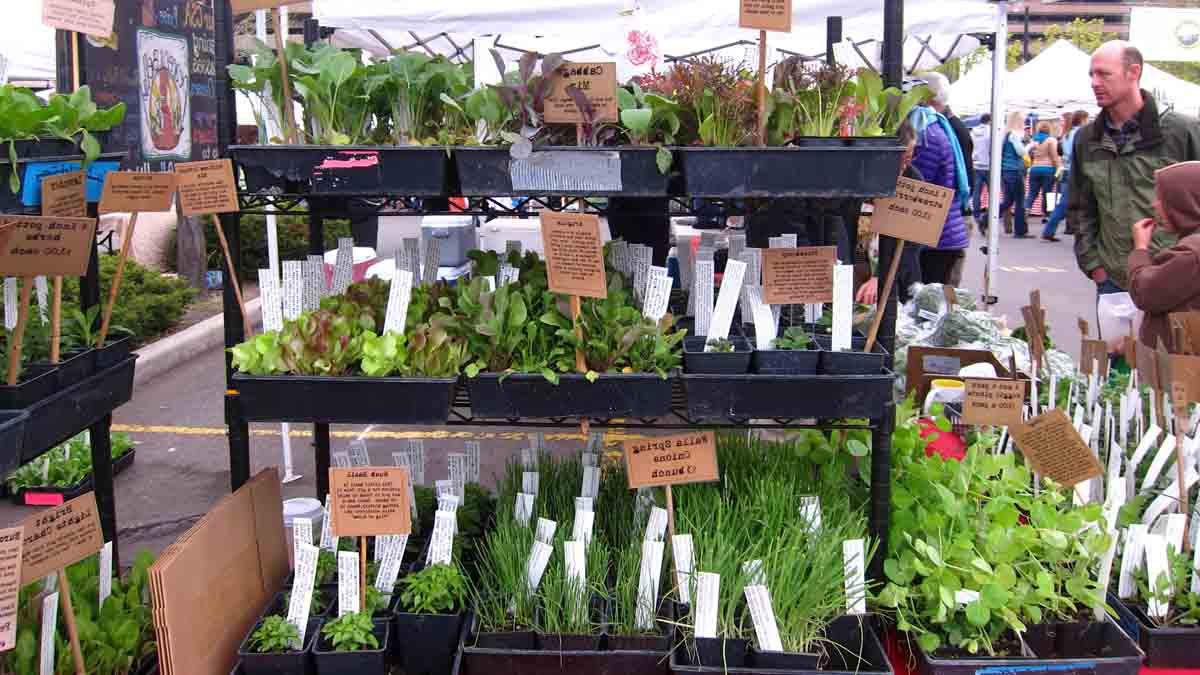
166, 214, 354, 273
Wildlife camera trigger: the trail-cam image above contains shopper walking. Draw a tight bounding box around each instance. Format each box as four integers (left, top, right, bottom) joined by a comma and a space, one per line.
1071, 41, 1200, 310
1025, 121, 1061, 233
908, 105, 971, 285
1127, 161, 1200, 352
998, 111, 1030, 238
1042, 110, 1088, 240
970, 114, 991, 233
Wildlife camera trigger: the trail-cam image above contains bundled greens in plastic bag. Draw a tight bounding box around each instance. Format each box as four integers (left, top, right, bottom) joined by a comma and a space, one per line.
908, 283, 977, 321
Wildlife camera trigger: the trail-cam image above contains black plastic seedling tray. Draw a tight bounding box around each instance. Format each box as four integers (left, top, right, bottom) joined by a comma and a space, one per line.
454, 146, 672, 197
234, 374, 457, 425
232, 145, 451, 196
677, 144, 904, 198
466, 373, 672, 420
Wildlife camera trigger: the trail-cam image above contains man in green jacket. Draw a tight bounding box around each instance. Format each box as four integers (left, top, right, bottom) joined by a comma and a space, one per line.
1070, 42, 1200, 306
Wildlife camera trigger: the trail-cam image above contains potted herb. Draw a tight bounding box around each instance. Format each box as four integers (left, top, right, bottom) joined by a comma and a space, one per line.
535, 537, 609, 651
61, 306, 135, 371
238, 615, 320, 675
682, 335, 752, 374
394, 562, 469, 674
751, 325, 820, 375
313, 612, 389, 675
6, 431, 135, 505
469, 518, 538, 649
1117, 546, 1200, 667
607, 533, 671, 652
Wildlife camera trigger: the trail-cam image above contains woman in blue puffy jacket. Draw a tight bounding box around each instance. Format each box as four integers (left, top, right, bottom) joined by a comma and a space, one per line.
908, 105, 972, 285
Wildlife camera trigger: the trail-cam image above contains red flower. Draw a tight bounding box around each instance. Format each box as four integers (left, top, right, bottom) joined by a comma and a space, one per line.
626, 30, 659, 68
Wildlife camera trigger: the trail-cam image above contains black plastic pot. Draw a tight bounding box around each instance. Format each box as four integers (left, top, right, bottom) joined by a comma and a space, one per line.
1119, 600, 1198, 667
683, 336, 752, 374
32, 349, 96, 391
682, 371, 893, 421
608, 632, 671, 652
913, 620, 1142, 675
670, 615, 893, 674
536, 633, 604, 651
467, 372, 672, 420
815, 338, 888, 376
793, 137, 845, 148
395, 610, 465, 675
690, 637, 749, 668
677, 145, 904, 198
10, 447, 135, 506
96, 337, 133, 370
454, 146, 672, 197
0, 365, 59, 408
751, 347, 820, 375
231, 145, 451, 196
237, 617, 320, 675
233, 374, 456, 424
0, 412, 27, 470
312, 619, 390, 675
472, 630, 538, 650
749, 649, 820, 669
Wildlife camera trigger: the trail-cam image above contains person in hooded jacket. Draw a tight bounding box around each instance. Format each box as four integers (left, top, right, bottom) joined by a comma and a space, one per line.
1127, 161, 1200, 353
908, 106, 972, 285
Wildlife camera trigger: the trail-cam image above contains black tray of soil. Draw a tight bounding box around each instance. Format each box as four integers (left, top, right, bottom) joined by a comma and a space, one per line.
1114, 599, 1197, 667
13, 355, 137, 471
751, 346, 821, 375
312, 618, 390, 675
0, 412, 27, 470
10, 447, 136, 506
813, 336, 888, 375
682, 371, 893, 421
683, 336, 752, 374
913, 619, 1142, 675
461, 613, 670, 675
237, 617, 320, 675
676, 145, 904, 198
670, 615, 893, 674
454, 146, 672, 197
466, 372, 672, 420
231, 145, 451, 196
96, 337, 133, 370
0, 365, 59, 409
233, 374, 457, 424
31, 348, 96, 391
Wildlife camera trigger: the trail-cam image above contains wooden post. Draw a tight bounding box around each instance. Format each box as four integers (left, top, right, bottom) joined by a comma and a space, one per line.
756, 31, 768, 145
359, 536, 367, 612
1173, 392, 1191, 551
665, 485, 676, 542
211, 214, 252, 337
97, 212, 139, 346
5, 278, 33, 386
56, 569, 86, 675
274, 9, 297, 143
864, 239, 906, 353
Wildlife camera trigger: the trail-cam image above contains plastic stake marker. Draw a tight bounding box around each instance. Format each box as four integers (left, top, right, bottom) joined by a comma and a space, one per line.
427, 512, 456, 566
744, 559, 765, 585
337, 550, 359, 616
292, 517, 312, 571
844, 539, 867, 615
5, 278, 32, 386
1144, 534, 1172, 619
522, 471, 539, 496
303, 256, 324, 311
799, 495, 822, 532
705, 259, 746, 349
1093, 498, 1123, 621
745, 585, 783, 653
643, 273, 673, 322
572, 510, 594, 546
748, 287, 777, 350
535, 518, 557, 545
1128, 426, 1164, 497
645, 507, 668, 543
320, 496, 337, 551
33, 276, 47, 321
515, 493, 534, 526
348, 439, 371, 467
1141, 434, 1179, 493
422, 237, 442, 288
581, 466, 600, 499
2, 279, 15, 330
466, 441, 481, 484
98, 541, 113, 607
402, 238, 420, 285
1118, 524, 1149, 599
40, 592, 57, 675
331, 237, 354, 295
287, 543, 319, 647
383, 269, 413, 334
575, 496, 594, 513
832, 264, 854, 352
694, 259, 714, 337
636, 540, 665, 631
282, 261, 303, 320
672, 534, 695, 605
526, 540, 553, 592
258, 268, 283, 332
1163, 513, 1188, 555
694, 572, 720, 638
1049, 375, 1058, 410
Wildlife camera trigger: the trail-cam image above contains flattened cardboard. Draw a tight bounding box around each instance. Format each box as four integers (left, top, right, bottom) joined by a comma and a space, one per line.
175, 160, 239, 216
738, 0, 792, 32
869, 177, 953, 247
41, 0, 115, 38
905, 346, 1030, 406
1169, 311, 1200, 354
540, 212, 608, 299
761, 246, 836, 304
623, 432, 719, 489
18, 492, 103, 584
0, 527, 23, 652
329, 468, 412, 537
40, 171, 87, 218
962, 378, 1025, 427
1170, 353, 1200, 405
1137, 341, 1159, 392
98, 172, 177, 214
0, 215, 97, 277
544, 62, 618, 124
1011, 409, 1104, 487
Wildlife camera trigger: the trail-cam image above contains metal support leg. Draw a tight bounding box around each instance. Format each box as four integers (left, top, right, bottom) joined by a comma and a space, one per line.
314, 424, 331, 500
89, 415, 118, 568
868, 401, 895, 583
228, 393, 251, 491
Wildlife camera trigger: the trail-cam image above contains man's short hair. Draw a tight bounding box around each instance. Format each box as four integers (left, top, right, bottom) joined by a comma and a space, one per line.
1122, 45, 1144, 72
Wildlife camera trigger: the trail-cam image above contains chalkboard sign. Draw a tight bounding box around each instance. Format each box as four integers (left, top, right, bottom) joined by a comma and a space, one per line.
74, 0, 220, 171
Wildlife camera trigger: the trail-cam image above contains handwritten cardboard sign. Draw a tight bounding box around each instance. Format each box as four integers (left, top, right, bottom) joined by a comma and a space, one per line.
544, 62, 619, 124
762, 246, 836, 304
41, 0, 115, 39
1080, 339, 1110, 378
623, 432, 719, 489
870, 178, 954, 247
1169, 353, 1200, 406
1021, 305, 1045, 371
540, 212, 608, 298
40, 171, 87, 218
175, 159, 240, 216
962, 378, 1025, 427
1010, 409, 1104, 487
739, 0, 792, 32
98, 172, 177, 214
0, 527, 22, 652
0, 215, 97, 277
18, 493, 103, 584
231, 0, 310, 12
329, 468, 412, 537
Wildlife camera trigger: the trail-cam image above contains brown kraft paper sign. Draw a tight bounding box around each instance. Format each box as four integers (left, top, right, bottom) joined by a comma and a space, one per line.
762, 246, 836, 304
544, 62, 618, 124
0, 215, 98, 277
41, 171, 87, 218
739, 0, 792, 32
98, 171, 177, 214
624, 432, 719, 488
540, 212, 608, 299
962, 378, 1025, 427
330, 468, 412, 537
18, 493, 104, 584
1010, 409, 1104, 488
175, 159, 240, 216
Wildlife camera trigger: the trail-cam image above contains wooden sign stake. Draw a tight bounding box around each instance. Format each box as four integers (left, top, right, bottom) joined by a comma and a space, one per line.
756, 31, 768, 145
274, 9, 297, 143
359, 536, 367, 612
864, 240, 906, 353
5, 278, 33, 386
56, 569, 86, 675
211, 213, 252, 338
97, 212, 138, 346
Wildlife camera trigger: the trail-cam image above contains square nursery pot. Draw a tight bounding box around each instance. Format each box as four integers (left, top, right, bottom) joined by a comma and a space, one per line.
0, 365, 59, 409
394, 609, 466, 675
1117, 599, 1199, 667
814, 335, 888, 375
683, 336, 752, 374
677, 145, 904, 198
233, 374, 456, 424
751, 345, 820, 375
466, 372, 672, 420
231, 145, 450, 196
312, 618, 390, 675
536, 633, 604, 651
680, 637, 750, 668
454, 146, 672, 197
913, 619, 1141, 675
34, 349, 96, 390
96, 337, 133, 370
237, 618, 320, 675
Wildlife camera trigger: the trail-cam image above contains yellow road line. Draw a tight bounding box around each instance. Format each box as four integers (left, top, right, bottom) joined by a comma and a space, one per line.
111, 423, 658, 445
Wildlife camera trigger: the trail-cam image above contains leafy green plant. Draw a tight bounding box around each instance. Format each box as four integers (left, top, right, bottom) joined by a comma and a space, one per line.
472, 518, 537, 633
706, 338, 734, 353
360, 331, 408, 377
847, 69, 930, 137
321, 612, 379, 652
316, 549, 338, 586
1134, 547, 1200, 627
279, 589, 329, 618
60, 306, 130, 352
0, 85, 53, 192
772, 326, 812, 350
291, 45, 373, 145
617, 83, 681, 173
487, 49, 565, 158
6, 432, 133, 491
365, 52, 472, 145
230, 330, 286, 376
400, 564, 468, 614
248, 616, 302, 653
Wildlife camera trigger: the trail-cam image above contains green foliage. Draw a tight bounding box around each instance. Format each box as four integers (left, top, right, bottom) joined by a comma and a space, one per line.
248, 616, 301, 653
1134, 547, 1200, 627
400, 564, 469, 614
617, 83, 681, 173
772, 326, 813, 350
62, 256, 195, 346
706, 337, 734, 353
316, 549, 338, 586
6, 432, 133, 491
364, 51, 473, 145
471, 518, 537, 632
846, 69, 930, 137
279, 589, 329, 618
320, 612, 379, 652
168, 213, 353, 274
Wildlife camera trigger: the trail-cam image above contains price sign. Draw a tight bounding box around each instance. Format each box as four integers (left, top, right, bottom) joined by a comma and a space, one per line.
544, 62, 619, 124
870, 178, 954, 247
98, 172, 177, 214
962, 378, 1026, 427
0, 215, 98, 277
18, 493, 104, 584
1010, 409, 1104, 487
624, 432, 719, 488
41, 0, 115, 39
40, 172, 87, 218
175, 159, 239, 216
329, 468, 412, 537
739, 0, 792, 32
540, 212, 608, 298
762, 246, 836, 305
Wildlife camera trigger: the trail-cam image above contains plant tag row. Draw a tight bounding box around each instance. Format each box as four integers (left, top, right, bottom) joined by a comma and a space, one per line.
288, 543, 319, 647
843, 539, 866, 615
705, 259, 746, 347
673, 534, 694, 606
523, 471, 540, 496
427, 511, 456, 566
536, 518, 557, 545
515, 493, 534, 526
644, 507, 668, 543
744, 585, 783, 653
693, 571, 720, 638
580, 466, 600, 499
694, 259, 715, 337
636, 540, 665, 631
527, 540, 553, 592
572, 510, 594, 546
348, 440, 372, 467
383, 268, 414, 334
338, 551, 359, 616
320, 496, 338, 551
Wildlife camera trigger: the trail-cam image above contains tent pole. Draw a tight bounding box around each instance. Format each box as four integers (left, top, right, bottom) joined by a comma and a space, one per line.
881, 0, 903, 86
985, 4, 1007, 307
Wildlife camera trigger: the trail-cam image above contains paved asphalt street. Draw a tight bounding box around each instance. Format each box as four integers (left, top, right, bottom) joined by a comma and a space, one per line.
0, 224, 1093, 559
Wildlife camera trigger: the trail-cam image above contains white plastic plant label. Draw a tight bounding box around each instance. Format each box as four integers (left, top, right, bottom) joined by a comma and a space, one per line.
1163, 513, 1188, 555
258, 268, 283, 332
506, 239, 523, 255
1093, 499, 1123, 622
693, 571, 720, 638
1107, 442, 1124, 507
634, 246, 653, 302
99, 541, 113, 608
465, 441, 481, 484
694, 259, 715, 337
331, 451, 352, 468
748, 286, 777, 351
448, 453, 467, 500
799, 495, 822, 532
427, 511, 457, 566
288, 543, 319, 646
332, 237, 354, 295
422, 237, 442, 288
348, 439, 371, 467
383, 268, 414, 334
575, 497, 594, 513
1048, 375, 1058, 410
581, 466, 600, 499
1142, 467, 1199, 528
3, 279, 16, 330
565, 539, 587, 624
435, 480, 455, 500
1118, 524, 1149, 599
523, 471, 539, 496
303, 256, 325, 310
843, 539, 867, 615
375, 555, 403, 593
338, 551, 360, 616
572, 510, 594, 546
535, 518, 557, 545
521, 447, 536, 470
582, 452, 598, 468
1129, 426, 1164, 480
500, 264, 520, 287
1143, 533, 1172, 619
636, 540, 665, 631
954, 590, 981, 605
1140, 434, 1178, 492
527, 540, 553, 591
293, 517, 313, 568
280, 260, 303, 321
705, 259, 746, 347
643, 273, 673, 322
744, 585, 783, 653
645, 507, 668, 543
673, 534, 695, 605
831, 264, 854, 352
743, 559, 765, 585
40, 592, 57, 675
402, 238, 421, 285
729, 234, 746, 261
515, 493, 534, 526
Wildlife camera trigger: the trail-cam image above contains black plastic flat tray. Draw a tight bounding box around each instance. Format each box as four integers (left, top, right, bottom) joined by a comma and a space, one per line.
1112, 597, 1200, 668
677, 145, 904, 198
10, 449, 136, 506
913, 619, 1143, 675
0, 411, 28, 467
670, 616, 892, 675
231, 145, 451, 196
233, 374, 457, 424
454, 146, 672, 197
681, 371, 894, 421
466, 373, 672, 420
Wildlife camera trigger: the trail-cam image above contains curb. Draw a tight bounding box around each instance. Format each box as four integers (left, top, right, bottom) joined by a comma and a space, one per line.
133, 298, 263, 388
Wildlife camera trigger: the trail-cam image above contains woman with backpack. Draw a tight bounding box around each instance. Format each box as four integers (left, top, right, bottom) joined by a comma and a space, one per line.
1024, 120, 1062, 234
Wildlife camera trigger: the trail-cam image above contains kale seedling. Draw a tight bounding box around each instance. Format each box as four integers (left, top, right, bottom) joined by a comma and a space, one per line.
248, 616, 301, 653
706, 338, 735, 353
771, 326, 812, 350
321, 612, 379, 652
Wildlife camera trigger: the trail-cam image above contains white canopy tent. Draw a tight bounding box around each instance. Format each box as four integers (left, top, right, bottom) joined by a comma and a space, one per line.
0, 2, 58, 84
